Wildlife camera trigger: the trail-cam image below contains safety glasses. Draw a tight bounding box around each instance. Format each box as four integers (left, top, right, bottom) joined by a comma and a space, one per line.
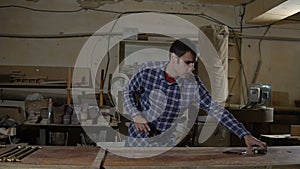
179, 56, 198, 66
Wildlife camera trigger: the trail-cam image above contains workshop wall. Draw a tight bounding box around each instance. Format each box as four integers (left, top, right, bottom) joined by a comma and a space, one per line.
0, 0, 299, 106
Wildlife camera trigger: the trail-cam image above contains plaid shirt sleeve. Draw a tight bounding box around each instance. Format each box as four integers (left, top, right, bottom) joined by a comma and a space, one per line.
123, 68, 144, 119
195, 77, 251, 139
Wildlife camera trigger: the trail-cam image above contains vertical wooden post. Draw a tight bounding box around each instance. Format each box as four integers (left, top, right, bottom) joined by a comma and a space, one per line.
67, 67, 71, 106
99, 69, 104, 107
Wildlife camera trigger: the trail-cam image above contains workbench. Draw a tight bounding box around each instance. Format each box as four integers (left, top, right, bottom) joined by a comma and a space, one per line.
19, 122, 119, 145
0, 145, 300, 169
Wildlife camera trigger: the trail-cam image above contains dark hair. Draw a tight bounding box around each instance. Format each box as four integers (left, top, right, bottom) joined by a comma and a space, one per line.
169, 38, 198, 58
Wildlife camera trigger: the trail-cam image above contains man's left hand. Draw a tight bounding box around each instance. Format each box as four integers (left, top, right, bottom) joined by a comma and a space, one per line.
243, 135, 267, 153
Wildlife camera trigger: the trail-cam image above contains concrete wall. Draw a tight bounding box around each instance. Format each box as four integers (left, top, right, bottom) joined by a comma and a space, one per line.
0, 0, 299, 106
242, 27, 300, 106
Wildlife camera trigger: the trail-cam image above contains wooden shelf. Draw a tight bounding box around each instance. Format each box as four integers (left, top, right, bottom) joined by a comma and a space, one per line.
0, 82, 67, 89
273, 106, 300, 115
23, 122, 118, 127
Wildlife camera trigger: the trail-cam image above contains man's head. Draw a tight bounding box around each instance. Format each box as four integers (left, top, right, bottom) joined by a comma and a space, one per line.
169, 38, 198, 59
168, 38, 198, 78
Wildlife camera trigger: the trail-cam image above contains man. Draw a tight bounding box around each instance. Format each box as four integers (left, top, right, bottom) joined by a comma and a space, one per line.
123, 38, 267, 152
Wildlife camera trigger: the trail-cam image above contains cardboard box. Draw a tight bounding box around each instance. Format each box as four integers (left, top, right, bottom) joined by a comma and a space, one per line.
291, 125, 300, 136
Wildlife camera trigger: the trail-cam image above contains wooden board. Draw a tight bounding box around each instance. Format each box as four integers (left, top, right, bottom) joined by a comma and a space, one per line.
103, 146, 300, 169
0, 146, 100, 169
1, 146, 300, 169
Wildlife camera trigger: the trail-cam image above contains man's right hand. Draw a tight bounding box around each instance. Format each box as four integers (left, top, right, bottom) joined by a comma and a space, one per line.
133, 115, 150, 135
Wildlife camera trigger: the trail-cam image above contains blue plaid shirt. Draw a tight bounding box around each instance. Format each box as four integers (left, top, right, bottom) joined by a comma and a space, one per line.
123, 61, 250, 147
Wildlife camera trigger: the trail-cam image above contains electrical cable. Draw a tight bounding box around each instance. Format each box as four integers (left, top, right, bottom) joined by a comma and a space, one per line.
283, 18, 300, 22
0, 33, 94, 39
0, 5, 83, 13
251, 16, 292, 83
226, 3, 273, 106
0, 4, 272, 30
89, 8, 121, 14
0, 4, 273, 39
233, 0, 256, 7
88, 13, 123, 122
103, 13, 123, 87
238, 4, 247, 105
231, 3, 275, 106
102, 14, 124, 123
91, 13, 122, 92
252, 25, 271, 83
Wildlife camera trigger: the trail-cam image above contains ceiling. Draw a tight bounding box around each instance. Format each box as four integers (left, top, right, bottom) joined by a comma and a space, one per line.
196, 0, 300, 24
86, 0, 300, 24
144, 0, 300, 24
